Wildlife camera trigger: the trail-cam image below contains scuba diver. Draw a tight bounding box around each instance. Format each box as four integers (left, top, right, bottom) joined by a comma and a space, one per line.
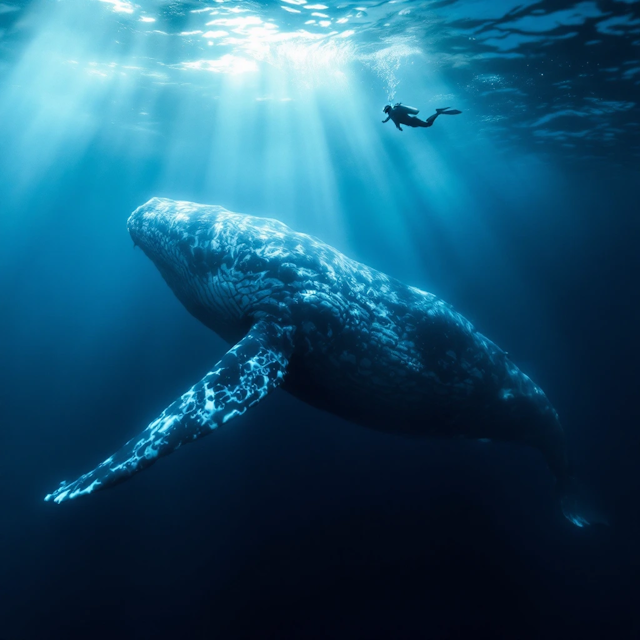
382, 103, 461, 132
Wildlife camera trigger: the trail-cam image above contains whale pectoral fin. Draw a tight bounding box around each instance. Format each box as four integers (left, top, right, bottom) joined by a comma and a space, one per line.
45, 321, 294, 504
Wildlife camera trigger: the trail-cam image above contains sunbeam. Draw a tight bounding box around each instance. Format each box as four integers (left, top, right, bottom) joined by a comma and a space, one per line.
0, 1, 638, 638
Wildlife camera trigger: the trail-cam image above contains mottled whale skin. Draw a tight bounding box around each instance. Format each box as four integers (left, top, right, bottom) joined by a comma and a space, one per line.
45, 198, 587, 525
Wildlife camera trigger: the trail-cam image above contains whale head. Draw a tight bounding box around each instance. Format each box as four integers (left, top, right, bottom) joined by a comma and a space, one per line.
128, 197, 253, 334
128, 197, 228, 263
127, 197, 294, 339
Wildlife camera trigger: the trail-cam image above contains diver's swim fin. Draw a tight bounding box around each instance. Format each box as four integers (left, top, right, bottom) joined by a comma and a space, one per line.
425, 108, 462, 126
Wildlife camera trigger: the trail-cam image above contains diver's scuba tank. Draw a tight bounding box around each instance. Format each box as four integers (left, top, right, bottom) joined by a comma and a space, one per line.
393, 102, 419, 115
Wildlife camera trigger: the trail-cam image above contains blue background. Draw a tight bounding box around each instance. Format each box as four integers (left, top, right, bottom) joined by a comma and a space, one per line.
0, 0, 639, 637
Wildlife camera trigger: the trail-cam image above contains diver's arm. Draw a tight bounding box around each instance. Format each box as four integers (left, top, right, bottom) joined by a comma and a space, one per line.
382, 116, 390, 123
395, 122, 403, 131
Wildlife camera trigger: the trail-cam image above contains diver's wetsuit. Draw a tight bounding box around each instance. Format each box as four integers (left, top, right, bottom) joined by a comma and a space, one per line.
382, 105, 461, 132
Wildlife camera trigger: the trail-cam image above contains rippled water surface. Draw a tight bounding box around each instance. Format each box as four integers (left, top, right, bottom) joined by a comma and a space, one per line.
2, 0, 639, 162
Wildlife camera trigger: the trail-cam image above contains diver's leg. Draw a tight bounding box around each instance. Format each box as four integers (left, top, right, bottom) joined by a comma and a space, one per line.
425, 109, 462, 127
424, 113, 439, 127
405, 116, 430, 128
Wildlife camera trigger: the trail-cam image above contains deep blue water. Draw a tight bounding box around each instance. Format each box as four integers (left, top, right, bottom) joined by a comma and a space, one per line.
1, 0, 639, 638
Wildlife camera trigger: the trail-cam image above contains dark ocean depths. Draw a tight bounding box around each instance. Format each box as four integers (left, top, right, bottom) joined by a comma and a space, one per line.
0, 0, 639, 638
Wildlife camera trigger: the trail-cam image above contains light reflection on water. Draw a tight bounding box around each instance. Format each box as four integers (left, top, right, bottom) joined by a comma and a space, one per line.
0, 0, 638, 176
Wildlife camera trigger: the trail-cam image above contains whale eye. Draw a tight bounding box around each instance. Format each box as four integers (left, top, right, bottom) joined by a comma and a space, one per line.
278, 263, 298, 284
178, 237, 193, 253
241, 253, 268, 273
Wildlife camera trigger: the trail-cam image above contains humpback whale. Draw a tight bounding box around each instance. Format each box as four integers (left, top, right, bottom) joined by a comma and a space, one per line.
45, 198, 590, 527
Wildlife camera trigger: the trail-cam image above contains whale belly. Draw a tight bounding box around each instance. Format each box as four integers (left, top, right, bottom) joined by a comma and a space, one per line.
282, 339, 496, 438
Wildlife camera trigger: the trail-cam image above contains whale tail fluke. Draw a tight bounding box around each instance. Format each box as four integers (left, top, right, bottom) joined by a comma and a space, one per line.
559, 476, 608, 528
561, 492, 591, 528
